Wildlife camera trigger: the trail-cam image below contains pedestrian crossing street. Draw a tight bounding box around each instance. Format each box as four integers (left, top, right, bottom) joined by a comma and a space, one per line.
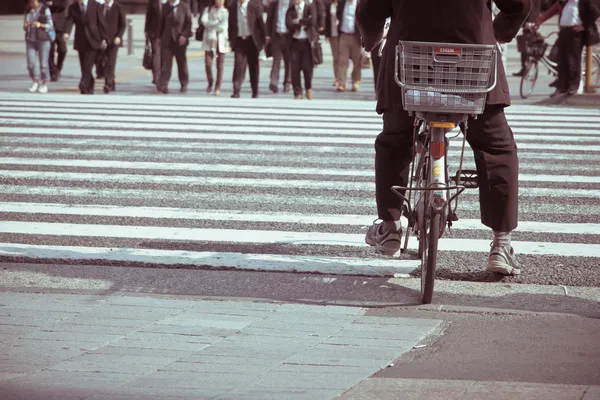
1, 93, 599, 283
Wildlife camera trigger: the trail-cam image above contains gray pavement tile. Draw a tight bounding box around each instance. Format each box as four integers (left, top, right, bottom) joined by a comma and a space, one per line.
16, 330, 126, 344
241, 320, 345, 335
192, 300, 280, 312
158, 312, 263, 330
87, 345, 193, 359
0, 293, 102, 312
0, 338, 93, 356
248, 371, 368, 390
297, 345, 403, 362
276, 363, 372, 375
0, 372, 29, 382
322, 336, 416, 348
139, 324, 238, 338
282, 353, 388, 369
121, 371, 257, 390
46, 322, 140, 336
106, 296, 198, 309
159, 360, 274, 375
49, 353, 181, 374
177, 354, 284, 367
214, 388, 343, 400
59, 316, 148, 328
354, 316, 443, 326
274, 304, 365, 316
0, 364, 46, 375
333, 322, 441, 340
241, 326, 329, 339
1, 312, 79, 326
92, 386, 224, 399
108, 332, 214, 352
85, 395, 216, 400
76, 305, 180, 321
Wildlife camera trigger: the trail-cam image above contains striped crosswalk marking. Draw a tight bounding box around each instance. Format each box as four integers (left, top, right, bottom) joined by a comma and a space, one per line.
1, 93, 599, 277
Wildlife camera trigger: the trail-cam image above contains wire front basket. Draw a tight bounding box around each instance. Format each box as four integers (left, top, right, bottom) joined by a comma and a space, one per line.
394, 41, 498, 114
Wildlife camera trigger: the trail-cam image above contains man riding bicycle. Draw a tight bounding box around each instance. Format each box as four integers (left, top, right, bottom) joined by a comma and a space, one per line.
357, 0, 532, 276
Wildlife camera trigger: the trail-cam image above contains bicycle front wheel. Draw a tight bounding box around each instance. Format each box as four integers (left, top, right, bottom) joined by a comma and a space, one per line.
520, 60, 539, 99
421, 212, 441, 304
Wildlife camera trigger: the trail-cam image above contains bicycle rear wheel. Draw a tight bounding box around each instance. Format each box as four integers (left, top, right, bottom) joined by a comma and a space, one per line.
592, 55, 600, 86
421, 212, 441, 304
520, 60, 538, 99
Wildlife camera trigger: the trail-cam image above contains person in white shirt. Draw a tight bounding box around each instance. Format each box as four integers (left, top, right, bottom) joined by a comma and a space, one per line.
286, 0, 317, 99
266, 0, 292, 93
535, 0, 596, 96
335, 0, 361, 92
201, 0, 229, 95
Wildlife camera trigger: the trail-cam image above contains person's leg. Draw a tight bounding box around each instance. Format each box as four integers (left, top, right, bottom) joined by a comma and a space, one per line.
82, 50, 98, 94
465, 105, 520, 274
158, 45, 173, 91
49, 37, 58, 80
555, 28, 570, 94
38, 40, 51, 89
103, 45, 119, 92
232, 42, 248, 96
205, 50, 214, 92
302, 40, 313, 98
151, 38, 162, 84
215, 52, 225, 93
565, 29, 585, 94
282, 34, 292, 91
371, 41, 382, 90
337, 34, 350, 90
246, 39, 260, 97
26, 41, 38, 83
349, 35, 362, 90
55, 32, 67, 76
329, 36, 340, 86
290, 40, 302, 97
175, 44, 189, 91
366, 106, 415, 256
269, 34, 284, 91
77, 50, 86, 93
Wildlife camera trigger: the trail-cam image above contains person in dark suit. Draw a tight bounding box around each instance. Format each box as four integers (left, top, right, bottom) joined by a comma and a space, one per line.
266, 0, 292, 94
45, 0, 70, 82
157, 0, 193, 93
286, 0, 317, 99
357, 0, 531, 276
64, 0, 107, 94
100, 0, 125, 93
228, 0, 266, 98
144, 0, 166, 85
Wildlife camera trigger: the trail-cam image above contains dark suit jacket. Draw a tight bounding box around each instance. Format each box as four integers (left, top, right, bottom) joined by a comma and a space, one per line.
160, 1, 193, 46
228, 0, 266, 50
46, 0, 70, 32
286, 1, 318, 42
312, 0, 325, 30
103, 1, 126, 45
65, 0, 106, 51
336, 0, 360, 37
144, 0, 163, 39
579, 0, 600, 45
323, 0, 337, 37
356, 0, 532, 114
266, 0, 290, 37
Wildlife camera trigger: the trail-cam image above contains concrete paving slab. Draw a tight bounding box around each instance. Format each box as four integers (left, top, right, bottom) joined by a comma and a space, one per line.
337, 378, 590, 400
249, 371, 368, 390
160, 360, 274, 375
176, 354, 284, 367
583, 386, 600, 400
87, 345, 193, 359
215, 388, 343, 400
157, 313, 262, 329
122, 371, 257, 389
49, 353, 181, 374
108, 331, 217, 351
76, 305, 180, 321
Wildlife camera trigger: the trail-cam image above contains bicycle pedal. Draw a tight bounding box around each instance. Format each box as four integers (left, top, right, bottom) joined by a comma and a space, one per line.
454, 169, 479, 189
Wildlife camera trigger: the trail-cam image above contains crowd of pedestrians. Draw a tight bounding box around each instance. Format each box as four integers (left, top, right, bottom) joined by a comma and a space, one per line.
23, 0, 375, 98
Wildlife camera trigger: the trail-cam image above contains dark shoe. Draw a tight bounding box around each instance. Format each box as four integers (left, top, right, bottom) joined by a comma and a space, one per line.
180, 85, 188, 93
550, 89, 566, 98
96, 74, 104, 80
365, 221, 402, 257
111, 84, 116, 92
231, 92, 240, 98
103, 85, 110, 94
512, 70, 524, 77
156, 85, 168, 94
283, 82, 291, 93
206, 84, 212, 94
549, 79, 558, 88
152, 78, 156, 85
269, 83, 278, 93
252, 92, 259, 98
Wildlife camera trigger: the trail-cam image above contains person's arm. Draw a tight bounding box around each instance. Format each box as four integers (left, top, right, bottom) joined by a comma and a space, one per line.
63, 3, 74, 38
492, 0, 533, 43
43, 7, 54, 32
286, 6, 299, 31
144, 1, 151, 35
355, 0, 392, 51
116, 5, 127, 41
300, 2, 316, 26
534, 0, 563, 27
183, 5, 193, 37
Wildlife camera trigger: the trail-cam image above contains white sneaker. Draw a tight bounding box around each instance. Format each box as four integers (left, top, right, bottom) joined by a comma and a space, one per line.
28, 82, 39, 93
487, 245, 521, 275
38, 84, 48, 94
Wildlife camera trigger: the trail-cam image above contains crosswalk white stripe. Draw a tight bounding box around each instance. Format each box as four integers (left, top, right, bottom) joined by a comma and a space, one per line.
3, 117, 600, 137
1, 221, 599, 258
3, 141, 600, 159
2, 158, 599, 183
1, 170, 598, 197
2, 108, 600, 131
2, 203, 598, 235
3, 127, 600, 150
0, 243, 418, 277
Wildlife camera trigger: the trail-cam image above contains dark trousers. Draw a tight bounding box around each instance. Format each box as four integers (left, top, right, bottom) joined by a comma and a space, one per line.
372, 42, 382, 90
49, 31, 67, 78
150, 37, 162, 83
78, 49, 99, 94
205, 50, 225, 90
104, 45, 119, 89
95, 51, 105, 78
269, 32, 291, 87
233, 37, 259, 96
376, 105, 519, 232
159, 42, 189, 88
557, 27, 585, 92
290, 38, 313, 97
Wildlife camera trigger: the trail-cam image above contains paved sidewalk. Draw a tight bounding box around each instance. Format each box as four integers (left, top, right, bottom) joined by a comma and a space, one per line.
0, 291, 442, 400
